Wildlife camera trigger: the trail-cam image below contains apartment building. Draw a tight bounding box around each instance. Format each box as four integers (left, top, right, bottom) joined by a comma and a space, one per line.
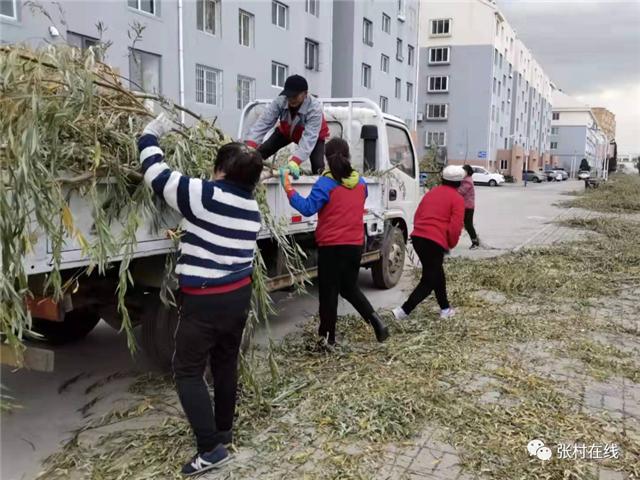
331, 0, 419, 129
417, 0, 554, 180
591, 107, 616, 142
551, 89, 609, 176
1, 0, 334, 135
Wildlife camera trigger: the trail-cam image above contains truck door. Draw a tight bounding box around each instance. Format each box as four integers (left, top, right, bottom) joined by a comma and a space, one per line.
385, 123, 420, 232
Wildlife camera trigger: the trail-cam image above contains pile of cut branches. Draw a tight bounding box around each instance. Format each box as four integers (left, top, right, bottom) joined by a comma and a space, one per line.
0, 44, 305, 355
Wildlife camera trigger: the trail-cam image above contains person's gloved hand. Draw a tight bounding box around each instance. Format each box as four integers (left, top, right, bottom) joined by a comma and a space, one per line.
143, 112, 174, 138
287, 157, 302, 180
279, 167, 294, 196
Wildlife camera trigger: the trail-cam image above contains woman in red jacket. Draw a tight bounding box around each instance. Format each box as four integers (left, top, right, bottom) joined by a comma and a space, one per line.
280, 138, 389, 346
392, 165, 466, 321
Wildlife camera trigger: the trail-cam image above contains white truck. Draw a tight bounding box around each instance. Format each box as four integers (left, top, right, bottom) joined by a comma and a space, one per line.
20, 98, 420, 368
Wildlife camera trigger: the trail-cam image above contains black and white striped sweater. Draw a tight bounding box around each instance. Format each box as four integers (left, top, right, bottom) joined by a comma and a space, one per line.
138, 134, 261, 289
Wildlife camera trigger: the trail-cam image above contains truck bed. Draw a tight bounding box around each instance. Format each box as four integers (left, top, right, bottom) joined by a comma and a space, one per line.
24, 176, 384, 275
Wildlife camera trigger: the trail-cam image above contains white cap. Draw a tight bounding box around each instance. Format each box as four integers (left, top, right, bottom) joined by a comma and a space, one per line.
442, 165, 466, 182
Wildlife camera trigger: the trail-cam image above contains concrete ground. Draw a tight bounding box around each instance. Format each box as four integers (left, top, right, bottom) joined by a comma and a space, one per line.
1, 180, 592, 480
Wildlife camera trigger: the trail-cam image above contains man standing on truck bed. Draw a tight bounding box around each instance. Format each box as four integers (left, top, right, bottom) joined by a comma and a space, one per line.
139, 113, 263, 476
244, 74, 329, 177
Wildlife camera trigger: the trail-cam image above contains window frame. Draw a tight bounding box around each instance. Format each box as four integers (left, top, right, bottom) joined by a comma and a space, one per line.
128, 0, 156, 15
362, 63, 372, 88
195, 63, 222, 106
304, 38, 319, 71
238, 9, 254, 47
305, 0, 319, 17
129, 47, 162, 94
426, 131, 446, 147
0, 0, 17, 19
430, 18, 451, 37
395, 77, 401, 99
425, 103, 448, 120
396, 38, 404, 61
428, 46, 450, 65
196, 0, 219, 35
382, 13, 391, 33
380, 54, 390, 73
237, 75, 255, 110
271, 61, 289, 88
363, 18, 374, 46
406, 82, 413, 102
427, 75, 449, 93
380, 96, 389, 113
272, 0, 289, 29
552, 112, 560, 120
407, 44, 414, 66
550, 141, 558, 149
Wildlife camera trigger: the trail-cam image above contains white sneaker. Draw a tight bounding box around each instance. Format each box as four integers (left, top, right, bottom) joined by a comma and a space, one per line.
440, 307, 456, 319
392, 306, 408, 321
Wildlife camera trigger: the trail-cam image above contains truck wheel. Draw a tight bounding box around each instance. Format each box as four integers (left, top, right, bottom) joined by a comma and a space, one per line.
371, 225, 406, 289
31, 309, 100, 344
142, 298, 178, 370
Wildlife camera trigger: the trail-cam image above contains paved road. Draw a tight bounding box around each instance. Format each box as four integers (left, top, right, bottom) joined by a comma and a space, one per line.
0, 179, 584, 480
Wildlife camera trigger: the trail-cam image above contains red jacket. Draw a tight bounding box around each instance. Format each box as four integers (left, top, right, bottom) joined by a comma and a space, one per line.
288, 171, 366, 246
411, 185, 465, 251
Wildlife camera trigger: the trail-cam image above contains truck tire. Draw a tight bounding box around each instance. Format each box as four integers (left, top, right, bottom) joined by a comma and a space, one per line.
31, 309, 100, 344
141, 298, 178, 371
371, 225, 406, 289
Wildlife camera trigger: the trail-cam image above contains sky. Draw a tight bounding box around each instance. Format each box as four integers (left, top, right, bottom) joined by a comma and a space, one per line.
496, 0, 640, 155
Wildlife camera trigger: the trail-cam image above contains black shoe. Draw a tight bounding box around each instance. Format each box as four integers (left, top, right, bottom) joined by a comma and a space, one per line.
470, 239, 480, 249
181, 444, 230, 476
369, 313, 390, 343
212, 430, 233, 447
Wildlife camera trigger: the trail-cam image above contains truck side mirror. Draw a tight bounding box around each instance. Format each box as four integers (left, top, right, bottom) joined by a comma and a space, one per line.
360, 125, 378, 172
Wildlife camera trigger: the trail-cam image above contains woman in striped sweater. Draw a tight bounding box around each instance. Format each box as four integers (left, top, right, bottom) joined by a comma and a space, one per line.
140, 114, 263, 476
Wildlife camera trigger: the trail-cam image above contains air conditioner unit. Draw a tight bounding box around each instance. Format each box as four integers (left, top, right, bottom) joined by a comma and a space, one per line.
417, 113, 424, 122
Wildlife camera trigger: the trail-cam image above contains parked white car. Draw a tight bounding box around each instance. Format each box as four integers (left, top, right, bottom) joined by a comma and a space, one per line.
470, 166, 505, 187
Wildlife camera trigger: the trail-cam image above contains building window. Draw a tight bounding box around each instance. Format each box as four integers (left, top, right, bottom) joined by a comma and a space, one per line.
429, 47, 450, 64
498, 81, 501, 96
239, 10, 254, 47
397, 0, 406, 19
395, 77, 401, 99
507, 88, 511, 100
552, 112, 560, 120
68, 32, 100, 54
493, 77, 496, 94
382, 13, 391, 33
501, 101, 505, 112
406, 82, 413, 102
551, 141, 558, 149
363, 18, 373, 46
305, 0, 319, 17
272, 1, 288, 29
304, 39, 319, 71
129, 48, 161, 93
237, 75, 255, 110
0, 0, 16, 18
499, 53, 503, 68
362, 63, 372, 88
197, 0, 219, 34
500, 159, 508, 169
500, 126, 504, 137
516, 118, 519, 130
494, 48, 499, 66
426, 131, 446, 147
380, 96, 388, 113
428, 76, 448, 92
396, 38, 404, 61
271, 61, 288, 87
430, 18, 451, 36
380, 54, 390, 73
195, 64, 222, 106
128, 0, 156, 15
551, 127, 559, 135
407, 45, 415, 66
426, 104, 447, 120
